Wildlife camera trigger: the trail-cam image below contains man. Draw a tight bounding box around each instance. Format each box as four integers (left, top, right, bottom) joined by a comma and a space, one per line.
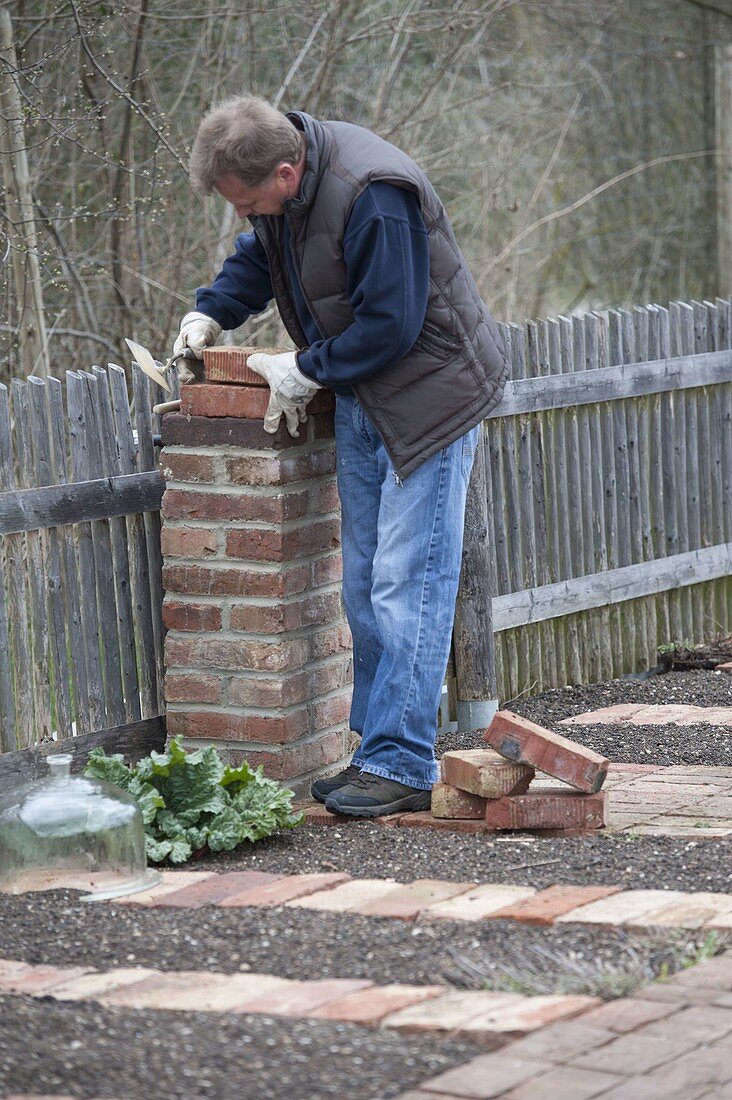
173, 95, 508, 818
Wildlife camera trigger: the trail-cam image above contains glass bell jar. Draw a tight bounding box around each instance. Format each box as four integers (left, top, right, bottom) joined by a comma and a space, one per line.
0, 753, 161, 902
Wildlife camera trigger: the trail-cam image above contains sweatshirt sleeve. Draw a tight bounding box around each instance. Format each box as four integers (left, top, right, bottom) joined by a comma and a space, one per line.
195, 230, 273, 330
297, 182, 430, 388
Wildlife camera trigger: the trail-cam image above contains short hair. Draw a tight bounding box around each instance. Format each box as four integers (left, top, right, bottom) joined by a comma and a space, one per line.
189, 95, 304, 193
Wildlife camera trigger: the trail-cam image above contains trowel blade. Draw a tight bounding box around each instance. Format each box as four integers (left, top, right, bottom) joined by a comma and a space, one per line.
124, 338, 171, 393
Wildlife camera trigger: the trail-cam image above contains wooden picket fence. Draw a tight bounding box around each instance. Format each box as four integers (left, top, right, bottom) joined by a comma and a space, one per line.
452, 297, 732, 711
0, 363, 177, 755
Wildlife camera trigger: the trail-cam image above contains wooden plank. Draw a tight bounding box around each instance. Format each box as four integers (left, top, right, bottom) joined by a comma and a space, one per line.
0, 469, 164, 534
47, 376, 90, 736
11, 378, 52, 743
634, 307, 658, 674
485, 348, 732, 418
27, 376, 73, 740
0, 388, 15, 749
66, 371, 107, 730
0, 384, 30, 748
609, 309, 634, 675
0, 715, 166, 796
573, 313, 597, 683
132, 364, 166, 713
527, 325, 556, 689
595, 310, 622, 680
618, 309, 642, 671
109, 364, 158, 717
545, 317, 568, 683
693, 301, 716, 643
558, 316, 583, 685
647, 307, 668, 662
585, 313, 612, 682
501, 329, 526, 699
670, 302, 694, 643
678, 302, 705, 644
491, 541, 732, 630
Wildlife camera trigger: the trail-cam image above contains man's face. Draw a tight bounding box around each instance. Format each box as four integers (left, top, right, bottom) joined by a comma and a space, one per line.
214, 166, 296, 219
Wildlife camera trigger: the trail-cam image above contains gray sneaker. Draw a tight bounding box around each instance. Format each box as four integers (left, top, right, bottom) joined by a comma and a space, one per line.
311, 764, 362, 804
324, 773, 432, 817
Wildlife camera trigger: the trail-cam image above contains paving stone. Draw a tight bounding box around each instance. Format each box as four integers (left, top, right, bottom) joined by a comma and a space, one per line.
501, 1064, 626, 1099
309, 983, 446, 1024
569, 1029, 701, 1075
579, 998, 682, 1033
640, 1004, 732, 1044
556, 889, 687, 925
488, 884, 622, 925
440, 751, 534, 800
299, 803, 355, 826
417, 1051, 546, 1097
285, 877, 404, 912
431, 782, 488, 819
381, 991, 525, 1035
558, 704, 649, 725
116, 870, 215, 906
422, 884, 536, 922
717, 662, 732, 674
625, 892, 732, 929
485, 711, 609, 793
232, 977, 373, 1016
704, 910, 732, 929
0, 964, 92, 995
396, 812, 493, 834
630, 825, 732, 838
50, 968, 160, 1001
358, 879, 476, 920
153, 871, 283, 908
664, 955, 732, 990
457, 995, 600, 1040
216, 872, 351, 908
499, 1019, 616, 1061
595, 1041, 732, 1099
634, 984, 722, 1006
485, 789, 607, 831
676, 707, 732, 724
628, 704, 709, 725
0, 960, 32, 987
103, 970, 293, 1011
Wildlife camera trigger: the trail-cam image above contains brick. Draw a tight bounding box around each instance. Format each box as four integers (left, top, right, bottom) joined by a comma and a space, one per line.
568, 1029, 700, 1075
223, 446, 335, 487
485, 711, 609, 792
394, 811, 493, 834
297, 802, 355, 826
310, 983, 445, 1024
484, 789, 607, 831
676, 707, 732, 724
458, 994, 600, 1039
424, 884, 536, 922
152, 871, 283, 908
167, 708, 309, 744
664, 954, 732, 990
502, 1019, 617, 1061
640, 1004, 732, 1043
162, 599, 222, 632
164, 672, 223, 704
165, 633, 307, 673
202, 345, 276, 385
579, 997, 681, 1032
418, 1051, 546, 1098
501, 1065, 626, 1100
242, 729, 348, 781
162, 563, 309, 600
217, 871, 350, 907
98, 969, 289, 1011
558, 704, 649, 725
441, 750, 534, 799
0, 960, 33, 988
229, 590, 342, 635
286, 878, 404, 911
309, 621, 352, 660
488, 884, 622, 925
311, 551, 343, 587
225, 518, 341, 562
2, 964, 92, 995
597, 1044, 732, 1100
631, 704, 710, 725
357, 879, 475, 920
431, 782, 487, 819
311, 691, 352, 731
182, 382, 333, 420
116, 870, 215, 906
625, 892, 732, 929
228, 660, 351, 709
50, 968, 160, 1001
162, 486, 308, 523
381, 990, 525, 1035
717, 661, 732, 674
556, 889, 688, 926
162, 411, 308, 449
161, 452, 216, 484
232, 977, 371, 1017
160, 525, 219, 559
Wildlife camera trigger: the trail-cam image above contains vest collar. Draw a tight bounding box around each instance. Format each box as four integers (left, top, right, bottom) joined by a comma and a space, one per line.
283, 111, 331, 221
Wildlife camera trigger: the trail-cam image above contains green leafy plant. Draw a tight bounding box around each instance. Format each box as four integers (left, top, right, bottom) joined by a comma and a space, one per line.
84, 737, 303, 864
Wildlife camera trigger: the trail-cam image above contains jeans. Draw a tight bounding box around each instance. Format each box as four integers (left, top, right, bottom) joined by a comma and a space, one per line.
334, 394, 479, 790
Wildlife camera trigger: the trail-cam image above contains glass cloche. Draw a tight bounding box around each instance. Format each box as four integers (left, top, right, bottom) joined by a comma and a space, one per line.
0, 754, 160, 902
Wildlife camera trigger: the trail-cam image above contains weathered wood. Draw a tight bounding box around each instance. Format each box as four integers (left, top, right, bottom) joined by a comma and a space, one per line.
109, 364, 159, 717
0, 384, 31, 748
558, 316, 583, 685
492, 542, 732, 630
0, 715, 166, 796
0, 469, 165, 534
527, 326, 556, 689
678, 302, 706, 643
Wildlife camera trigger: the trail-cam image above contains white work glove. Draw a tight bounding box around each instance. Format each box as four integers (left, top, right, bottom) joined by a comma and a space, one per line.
172, 311, 222, 382
247, 350, 322, 437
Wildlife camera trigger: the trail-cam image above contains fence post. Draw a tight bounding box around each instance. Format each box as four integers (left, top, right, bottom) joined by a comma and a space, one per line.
158, 375, 353, 794
452, 422, 499, 731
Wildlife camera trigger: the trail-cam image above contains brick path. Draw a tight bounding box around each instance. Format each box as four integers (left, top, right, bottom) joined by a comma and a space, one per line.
559, 703, 732, 727
396, 953, 732, 1099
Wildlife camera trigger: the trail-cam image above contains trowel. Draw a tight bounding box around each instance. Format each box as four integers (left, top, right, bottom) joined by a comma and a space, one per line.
124, 338, 172, 393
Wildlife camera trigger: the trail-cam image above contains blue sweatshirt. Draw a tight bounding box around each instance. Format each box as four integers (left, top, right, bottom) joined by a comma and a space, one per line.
196, 182, 430, 396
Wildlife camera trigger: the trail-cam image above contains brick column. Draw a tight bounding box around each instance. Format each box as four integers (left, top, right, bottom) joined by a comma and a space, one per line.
159, 377, 353, 793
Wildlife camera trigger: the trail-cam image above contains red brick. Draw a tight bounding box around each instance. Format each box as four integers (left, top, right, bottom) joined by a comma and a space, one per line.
162, 487, 308, 523
311, 690, 352, 731
162, 599, 222, 632
165, 633, 307, 673
229, 590, 342, 634
223, 446, 335, 487
307, 479, 341, 515
717, 661, 732, 674
161, 452, 216, 484
162, 563, 309, 599
228, 660, 351, 708
202, 345, 273, 384
2, 964, 92, 995
225, 518, 341, 562
311, 552, 343, 587
441, 749, 534, 799
164, 672, 223, 704
298, 803, 354, 826
309, 621, 352, 659
489, 884, 622, 924
358, 879, 475, 920
231, 977, 369, 1016
218, 872, 350, 908
182, 382, 333, 420
153, 871, 282, 908
431, 782, 487, 819
485, 710, 609, 793
213, 730, 348, 781
396, 811, 493, 834
310, 983, 445, 1024
579, 998, 682, 1033
309, 411, 336, 440
162, 412, 304, 449
160, 525, 219, 559
166, 707, 308, 744
485, 789, 607, 830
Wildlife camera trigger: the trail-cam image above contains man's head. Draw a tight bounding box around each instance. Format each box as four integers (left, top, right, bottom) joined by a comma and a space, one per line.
190, 95, 305, 218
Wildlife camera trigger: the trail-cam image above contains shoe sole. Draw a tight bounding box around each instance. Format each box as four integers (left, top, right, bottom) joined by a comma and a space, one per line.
324, 792, 432, 818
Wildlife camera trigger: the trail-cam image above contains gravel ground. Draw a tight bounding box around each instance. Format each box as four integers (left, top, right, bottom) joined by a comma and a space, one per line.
0, 995, 480, 1100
